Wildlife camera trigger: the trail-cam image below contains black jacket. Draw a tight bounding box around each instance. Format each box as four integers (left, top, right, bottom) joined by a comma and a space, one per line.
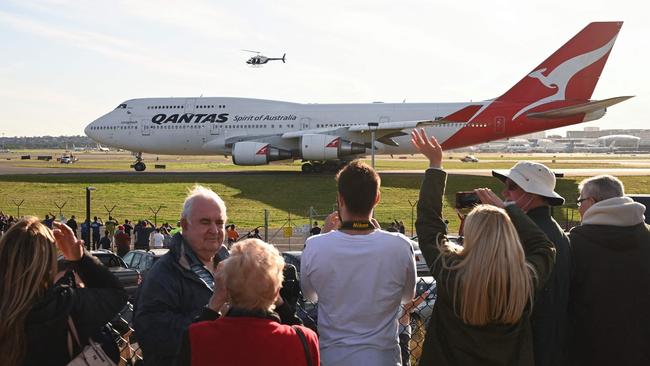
568, 221, 650, 366
416, 169, 555, 366
133, 234, 213, 366
23, 254, 127, 366
526, 206, 571, 366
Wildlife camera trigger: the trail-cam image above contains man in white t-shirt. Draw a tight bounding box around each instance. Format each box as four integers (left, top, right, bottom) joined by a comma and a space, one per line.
149, 228, 165, 248
301, 161, 416, 366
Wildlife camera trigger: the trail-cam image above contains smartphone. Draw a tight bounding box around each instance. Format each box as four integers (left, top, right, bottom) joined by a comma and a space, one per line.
455, 191, 481, 209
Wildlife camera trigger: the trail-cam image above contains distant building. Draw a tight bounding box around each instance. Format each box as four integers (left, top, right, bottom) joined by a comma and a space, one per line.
566, 128, 650, 149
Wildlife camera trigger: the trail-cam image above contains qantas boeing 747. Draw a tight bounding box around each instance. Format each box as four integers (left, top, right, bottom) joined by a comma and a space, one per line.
85, 22, 631, 172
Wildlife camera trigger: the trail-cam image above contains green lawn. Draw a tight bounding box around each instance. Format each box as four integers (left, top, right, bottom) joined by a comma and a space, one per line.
1, 173, 649, 235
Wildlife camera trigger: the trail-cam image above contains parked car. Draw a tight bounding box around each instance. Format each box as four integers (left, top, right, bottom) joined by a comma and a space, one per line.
460, 155, 479, 163
628, 194, 650, 224
282, 251, 303, 274
61, 250, 141, 300
122, 248, 169, 280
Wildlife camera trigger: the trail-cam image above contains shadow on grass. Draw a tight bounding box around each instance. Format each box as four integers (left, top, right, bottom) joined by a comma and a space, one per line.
0, 171, 582, 230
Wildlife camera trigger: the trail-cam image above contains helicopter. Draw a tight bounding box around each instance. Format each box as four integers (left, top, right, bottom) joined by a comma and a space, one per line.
243, 50, 286, 66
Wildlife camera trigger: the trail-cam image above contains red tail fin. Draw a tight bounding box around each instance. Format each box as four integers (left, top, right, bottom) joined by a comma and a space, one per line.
498, 22, 622, 109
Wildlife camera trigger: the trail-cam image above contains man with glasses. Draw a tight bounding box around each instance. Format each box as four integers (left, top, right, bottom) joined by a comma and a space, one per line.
568, 175, 650, 366
492, 161, 570, 366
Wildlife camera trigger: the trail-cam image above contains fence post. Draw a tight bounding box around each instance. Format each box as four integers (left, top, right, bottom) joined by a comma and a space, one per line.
149, 205, 165, 227
12, 199, 24, 218
104, 204, 117, 219
264, 209, 269, 242
408, 199, 418, 237
53, 201, 67, 221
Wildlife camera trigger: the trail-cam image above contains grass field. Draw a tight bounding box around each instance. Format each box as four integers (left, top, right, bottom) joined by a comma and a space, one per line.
4, 150, 650, 172
2, 173, 649, 235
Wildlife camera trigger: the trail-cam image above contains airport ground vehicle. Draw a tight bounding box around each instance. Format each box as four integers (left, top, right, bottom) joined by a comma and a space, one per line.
460, 155, 479, 163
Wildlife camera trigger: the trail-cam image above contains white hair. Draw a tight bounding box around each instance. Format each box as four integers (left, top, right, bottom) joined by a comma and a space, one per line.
578, 175, 625, 201
181, 185, 227, 220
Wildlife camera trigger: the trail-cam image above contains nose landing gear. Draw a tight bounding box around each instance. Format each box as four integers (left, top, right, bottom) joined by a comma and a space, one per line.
132, 152, 146, 172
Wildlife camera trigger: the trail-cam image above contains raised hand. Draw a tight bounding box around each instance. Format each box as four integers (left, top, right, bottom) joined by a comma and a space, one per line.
322, 211, 341, 233
52, 221, 84, 261
411, 128, 443, 168
474, 188, 506, 208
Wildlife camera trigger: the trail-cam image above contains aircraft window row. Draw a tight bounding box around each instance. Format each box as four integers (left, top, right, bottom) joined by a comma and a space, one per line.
89, 126, 136, 130
146, 105, 227, 110
197, 105, 226, 109
316, 123, 352, 128
147, 105, 183, 110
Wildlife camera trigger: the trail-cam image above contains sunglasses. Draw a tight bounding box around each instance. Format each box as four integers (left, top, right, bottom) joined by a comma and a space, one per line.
504, 181, 519, 191
576, 197, 591, 207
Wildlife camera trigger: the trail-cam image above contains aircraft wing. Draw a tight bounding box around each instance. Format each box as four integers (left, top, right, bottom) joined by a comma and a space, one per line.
279, 104, 485, 147
526, 96, 633, 119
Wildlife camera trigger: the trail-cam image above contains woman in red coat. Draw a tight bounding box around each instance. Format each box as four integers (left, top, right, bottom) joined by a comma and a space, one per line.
177, 238, 319, 366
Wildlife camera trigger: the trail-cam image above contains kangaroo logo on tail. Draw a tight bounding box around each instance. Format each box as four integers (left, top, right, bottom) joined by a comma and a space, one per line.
512, 35, 618, 120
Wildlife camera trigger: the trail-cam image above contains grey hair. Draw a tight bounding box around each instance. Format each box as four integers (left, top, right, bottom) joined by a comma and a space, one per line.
181, 185, 227, 220
578, 175, 625, 201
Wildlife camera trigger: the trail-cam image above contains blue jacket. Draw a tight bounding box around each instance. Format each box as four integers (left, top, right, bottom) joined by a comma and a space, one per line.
134, 234, 213, 366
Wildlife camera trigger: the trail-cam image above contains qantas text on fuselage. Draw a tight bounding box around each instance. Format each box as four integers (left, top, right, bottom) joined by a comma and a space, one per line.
85, 22, 632, 172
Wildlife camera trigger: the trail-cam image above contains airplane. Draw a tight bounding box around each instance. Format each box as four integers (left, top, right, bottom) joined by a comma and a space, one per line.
72, 144, 88, 152
244, 50, 286, 66
96, 143, 110, 152
85, 22, 632, 173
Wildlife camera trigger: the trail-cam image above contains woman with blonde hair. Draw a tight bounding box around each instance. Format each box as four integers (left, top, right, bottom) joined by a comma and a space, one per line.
411, 129, 555, 366
177, 238, 319, 366
0, 217, 127, 366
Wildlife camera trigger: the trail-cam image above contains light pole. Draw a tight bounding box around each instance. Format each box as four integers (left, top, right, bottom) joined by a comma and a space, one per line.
368, 122, 379, 169
85, 187, 96, 248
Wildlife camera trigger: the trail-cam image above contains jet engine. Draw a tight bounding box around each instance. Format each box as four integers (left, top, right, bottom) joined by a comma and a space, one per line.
301, 134, 366, 160
232, 142, 292, 166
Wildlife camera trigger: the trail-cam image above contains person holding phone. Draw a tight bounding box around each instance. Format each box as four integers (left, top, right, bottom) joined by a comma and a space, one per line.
411, 128, 555, 366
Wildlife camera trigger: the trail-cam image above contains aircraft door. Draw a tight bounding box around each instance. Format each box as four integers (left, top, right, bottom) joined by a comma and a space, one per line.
140, 118, 150, 136
210, 122, 221, 135
495, 116, 505, 134
300, 117, 311, 130
184, 98, 196, 113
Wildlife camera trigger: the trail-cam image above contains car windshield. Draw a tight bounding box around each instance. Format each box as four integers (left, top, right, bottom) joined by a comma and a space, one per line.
95, 253, 123, 268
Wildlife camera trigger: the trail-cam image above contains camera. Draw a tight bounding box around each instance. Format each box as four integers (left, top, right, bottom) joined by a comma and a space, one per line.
455, 191, 481, 209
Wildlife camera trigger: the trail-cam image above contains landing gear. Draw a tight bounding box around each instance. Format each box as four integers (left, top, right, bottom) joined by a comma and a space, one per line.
300, 160, 347, 174
133, 152, 146, 172
301, 162, 313, 173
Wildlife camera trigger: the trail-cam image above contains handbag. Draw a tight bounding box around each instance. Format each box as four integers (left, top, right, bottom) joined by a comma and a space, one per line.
66, 317, 117, 366
293, 325, 313, 366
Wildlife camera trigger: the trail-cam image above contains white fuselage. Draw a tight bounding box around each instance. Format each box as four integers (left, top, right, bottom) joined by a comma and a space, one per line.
85, 97, 475, 156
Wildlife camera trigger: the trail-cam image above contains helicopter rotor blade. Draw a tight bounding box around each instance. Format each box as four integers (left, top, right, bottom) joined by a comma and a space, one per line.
242, 49, 261, 54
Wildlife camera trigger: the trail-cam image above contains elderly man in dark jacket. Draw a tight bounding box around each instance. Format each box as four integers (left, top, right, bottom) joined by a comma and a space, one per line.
568, 175, 650, 366
134, 185, 230, 366
493, 161, 571, 366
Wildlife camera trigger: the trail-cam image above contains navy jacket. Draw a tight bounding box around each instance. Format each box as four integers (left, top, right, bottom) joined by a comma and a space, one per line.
134, 234, 213, 366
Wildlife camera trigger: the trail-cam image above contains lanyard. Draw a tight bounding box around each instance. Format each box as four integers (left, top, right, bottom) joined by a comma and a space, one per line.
340, 221, 374, 230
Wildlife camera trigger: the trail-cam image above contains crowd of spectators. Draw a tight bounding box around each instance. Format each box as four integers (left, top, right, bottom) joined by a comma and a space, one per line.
0, 129, 649, 366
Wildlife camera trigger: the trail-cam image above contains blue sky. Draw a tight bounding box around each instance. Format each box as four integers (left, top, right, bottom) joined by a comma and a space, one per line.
0, 0, 647, 137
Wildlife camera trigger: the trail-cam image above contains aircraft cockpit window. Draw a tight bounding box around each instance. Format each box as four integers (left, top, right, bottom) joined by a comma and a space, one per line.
116, 104, 127, 109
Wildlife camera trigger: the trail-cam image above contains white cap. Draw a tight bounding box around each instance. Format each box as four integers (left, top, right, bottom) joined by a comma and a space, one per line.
492, 161, 565, 206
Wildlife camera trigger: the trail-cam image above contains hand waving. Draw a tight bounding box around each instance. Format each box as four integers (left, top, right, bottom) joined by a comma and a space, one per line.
474, 188, 506, 208
411, 128, 443, 169
52, 221, 84, 261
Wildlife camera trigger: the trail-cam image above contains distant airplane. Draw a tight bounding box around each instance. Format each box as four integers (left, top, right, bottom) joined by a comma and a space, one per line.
86, 22, 632, 172
243, 50, 286, 66
72, 144, 87, 152
96, 143, 109, 152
